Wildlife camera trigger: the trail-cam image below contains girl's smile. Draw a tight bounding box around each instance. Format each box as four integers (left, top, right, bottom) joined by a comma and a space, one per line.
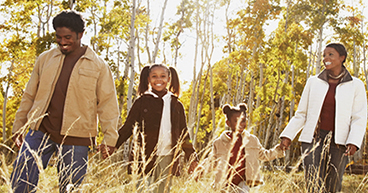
148, 66, 171, 92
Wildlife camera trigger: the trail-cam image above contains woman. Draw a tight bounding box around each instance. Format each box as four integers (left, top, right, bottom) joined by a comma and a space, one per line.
279, 43, 367, 193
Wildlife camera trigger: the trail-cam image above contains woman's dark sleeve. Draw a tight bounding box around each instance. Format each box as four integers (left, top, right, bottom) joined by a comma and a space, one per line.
115, 98, 141, 148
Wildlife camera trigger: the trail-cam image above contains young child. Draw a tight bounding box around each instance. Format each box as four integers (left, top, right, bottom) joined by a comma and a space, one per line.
115, 64, 197, 193
212, 103, 284, 193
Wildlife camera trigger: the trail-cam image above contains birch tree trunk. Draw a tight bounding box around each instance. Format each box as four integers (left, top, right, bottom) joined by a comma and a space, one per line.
2, 61, 13, 141
236, 67, 247, 105
91, 4, 99, 52
173, 0, 187, 67
210, 66, 216, 139
247, 41, 258, 129
127, 0, 136, 111
354, 16, 366, 161
188, 0, 200, 140
225, 0, 232, 104
263, 69, 281, 147
273, 71, 289, 147
283, 66, 295, 165
307, 45, 312, 78
193, 0, 210, 146
353, 39, 358, 76
152, 0, 168, 63
289, 65, 295, 122
36, 2, 53, 38
208, 4, 216, 140
145, 0, 151, 63
225, 65, 232, 104
116, 40, 124, 129
247, 72, 254, 130
315, 2, 326, 74
263, 104, 277, 148
190, 63, 205, 141
123, 0, 137, 162
315, 27, 323, 74
136, 29, 143, 72
254, 63, 263, 135
255, 63, 263, 108
234, 73, 239, 105
193, 0, 217, 146
193, 67, 210, 148
311, 47, 316, 76
362, 18, 368, 90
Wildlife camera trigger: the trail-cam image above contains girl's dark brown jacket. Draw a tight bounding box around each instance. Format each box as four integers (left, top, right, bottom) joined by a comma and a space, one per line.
116, 93, 197, 176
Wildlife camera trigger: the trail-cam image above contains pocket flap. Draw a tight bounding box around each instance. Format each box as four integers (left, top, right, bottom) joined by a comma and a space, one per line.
79, 68, 99, 79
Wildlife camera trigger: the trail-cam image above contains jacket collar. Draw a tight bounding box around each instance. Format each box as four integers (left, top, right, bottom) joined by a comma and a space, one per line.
220, 130, 232, 143
219, 130, 251, 143
317, 65, 353, 83
144, 90, 174, 99
50, 45, 94, 60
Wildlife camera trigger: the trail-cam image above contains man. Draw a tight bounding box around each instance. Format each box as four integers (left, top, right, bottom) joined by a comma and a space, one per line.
10, 10, 119, 192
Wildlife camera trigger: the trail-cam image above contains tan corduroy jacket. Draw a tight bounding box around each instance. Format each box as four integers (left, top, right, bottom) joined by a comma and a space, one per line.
12, 46, 119, 146
213, 130, 284, 187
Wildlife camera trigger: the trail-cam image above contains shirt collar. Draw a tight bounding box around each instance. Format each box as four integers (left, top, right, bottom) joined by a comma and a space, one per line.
317, 65, 353, 83
51, 44, 95, 60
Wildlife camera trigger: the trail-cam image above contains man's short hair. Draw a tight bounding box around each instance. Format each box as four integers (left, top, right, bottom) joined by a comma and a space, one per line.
53, 10, 85, 33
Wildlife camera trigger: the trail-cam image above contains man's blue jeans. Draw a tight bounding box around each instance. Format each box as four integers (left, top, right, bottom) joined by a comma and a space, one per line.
11, 130, 89, 193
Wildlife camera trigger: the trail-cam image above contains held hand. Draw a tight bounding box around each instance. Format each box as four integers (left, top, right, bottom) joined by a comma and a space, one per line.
97, 144, 116, 159
188, 160, 198, 174
280, 137, 291, 150
345, 144, 357, 156
12, 133, 23, 149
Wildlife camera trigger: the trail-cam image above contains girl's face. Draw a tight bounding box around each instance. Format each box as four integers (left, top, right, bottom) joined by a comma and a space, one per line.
226, 112, 246, 133
148, 66, 170, 92
323, 47, 345, 71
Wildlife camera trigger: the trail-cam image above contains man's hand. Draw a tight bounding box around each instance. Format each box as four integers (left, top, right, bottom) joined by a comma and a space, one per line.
345, 144, 357, 156
12, 133, 23, 149
97, 144, 116, 159
280, 137, 291, 150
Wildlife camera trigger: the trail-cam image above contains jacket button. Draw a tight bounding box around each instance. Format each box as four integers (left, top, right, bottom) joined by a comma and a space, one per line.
144, 109, 148, 113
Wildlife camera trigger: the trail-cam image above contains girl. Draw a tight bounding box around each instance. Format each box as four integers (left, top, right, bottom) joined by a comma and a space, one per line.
212, 103, 284, 193
115, 64, 197, 193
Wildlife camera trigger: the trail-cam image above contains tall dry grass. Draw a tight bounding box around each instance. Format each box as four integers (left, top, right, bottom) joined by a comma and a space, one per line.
0, 127, 367, 193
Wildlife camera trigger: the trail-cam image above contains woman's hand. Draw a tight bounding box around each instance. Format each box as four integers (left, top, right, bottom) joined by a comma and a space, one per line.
345, 144, 357, 156
188, 160, 198, 174
97, 144, 116, 159
280, 137, 291, 150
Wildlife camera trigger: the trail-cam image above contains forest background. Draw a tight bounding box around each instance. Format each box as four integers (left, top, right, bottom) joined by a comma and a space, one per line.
1, 0, 368, 169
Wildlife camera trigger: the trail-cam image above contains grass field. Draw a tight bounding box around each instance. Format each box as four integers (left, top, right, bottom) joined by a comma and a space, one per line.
1, 144, 367, 193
